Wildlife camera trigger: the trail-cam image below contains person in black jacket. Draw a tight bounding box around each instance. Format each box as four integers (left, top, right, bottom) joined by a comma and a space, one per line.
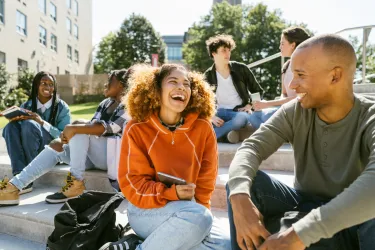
204, 34, 265, 143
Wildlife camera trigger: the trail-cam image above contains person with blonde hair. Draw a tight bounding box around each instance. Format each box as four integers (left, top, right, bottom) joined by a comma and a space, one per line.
100, 64, 230, 250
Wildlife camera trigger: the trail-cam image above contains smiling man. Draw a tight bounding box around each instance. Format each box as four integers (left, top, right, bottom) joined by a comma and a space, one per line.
226, 34, 375, 250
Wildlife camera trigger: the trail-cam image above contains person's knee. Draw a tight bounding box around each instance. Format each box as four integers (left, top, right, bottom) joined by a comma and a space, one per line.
70, 133, 89, 143
20, 120, 40, 135
232, 113, 248, 129
177, 203, 213, 234
2, 121, 18, 137
49, 139, 64, 152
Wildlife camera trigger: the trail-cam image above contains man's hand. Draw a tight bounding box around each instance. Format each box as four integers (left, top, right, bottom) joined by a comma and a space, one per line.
238, 104, 253, 114
176, 183, 196, 200
211, 116, 224, 127
62, 125, 77, 142
258, 227, 305, 250
252, 101, 270, 111
231, 194, 271, 250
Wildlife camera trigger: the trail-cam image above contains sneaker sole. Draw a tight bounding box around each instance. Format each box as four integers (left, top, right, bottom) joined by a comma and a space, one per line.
98, 242, 111, 250
45, 196, 78, 204
19, 187, 33, 195
0, 200, 19, 206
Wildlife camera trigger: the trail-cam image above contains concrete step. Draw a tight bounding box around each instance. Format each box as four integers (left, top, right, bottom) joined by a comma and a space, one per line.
0, 234, 44, 250
218, 142, 294, 171
0, 185, 231, 245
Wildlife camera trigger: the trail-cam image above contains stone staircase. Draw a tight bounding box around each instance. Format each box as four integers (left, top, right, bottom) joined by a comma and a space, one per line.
0, 142, 294, 249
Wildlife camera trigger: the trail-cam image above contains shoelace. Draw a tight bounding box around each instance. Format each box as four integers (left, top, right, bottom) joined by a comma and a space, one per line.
0, 177, 8, 190
61, 174, 74, 192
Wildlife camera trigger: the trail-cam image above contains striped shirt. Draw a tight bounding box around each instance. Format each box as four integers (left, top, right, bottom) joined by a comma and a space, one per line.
91, 98, 128, 137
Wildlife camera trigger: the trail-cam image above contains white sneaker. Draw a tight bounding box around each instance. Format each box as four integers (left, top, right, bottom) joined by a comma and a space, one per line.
226, 130, 240, 144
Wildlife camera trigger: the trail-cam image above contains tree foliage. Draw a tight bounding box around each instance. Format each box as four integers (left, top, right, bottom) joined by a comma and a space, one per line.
350, 35, 375, 83
94, 14, 166, 73
17, 68, 35, 97
0, 64, 11, 110
183, 2, 312, 99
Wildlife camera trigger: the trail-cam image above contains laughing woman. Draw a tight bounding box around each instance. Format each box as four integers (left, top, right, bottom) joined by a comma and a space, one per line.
2, 71, 71, 193
100, 64, 231, 250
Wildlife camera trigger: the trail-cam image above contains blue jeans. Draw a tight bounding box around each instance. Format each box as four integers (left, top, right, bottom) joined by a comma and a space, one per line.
214, 108, 248, 140
2, 120, 53, 175
127, 201, 231, 250
226, 171, 375, 250
247, 107, 279, 129
10, 134, 108, 190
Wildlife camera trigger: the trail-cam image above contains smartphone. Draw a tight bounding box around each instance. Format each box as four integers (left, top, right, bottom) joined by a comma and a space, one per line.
157, 172, 187, 187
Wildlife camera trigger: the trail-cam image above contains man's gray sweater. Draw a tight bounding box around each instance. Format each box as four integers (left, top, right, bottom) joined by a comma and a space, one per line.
228, 94, 375, 246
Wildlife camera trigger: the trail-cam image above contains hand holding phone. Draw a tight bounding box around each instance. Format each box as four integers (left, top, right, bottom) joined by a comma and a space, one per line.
157, 172, 187, 186
176, 184, 195, 200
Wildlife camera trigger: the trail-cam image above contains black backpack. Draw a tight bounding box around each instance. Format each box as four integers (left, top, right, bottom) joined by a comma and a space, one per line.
46, 191, 126, 250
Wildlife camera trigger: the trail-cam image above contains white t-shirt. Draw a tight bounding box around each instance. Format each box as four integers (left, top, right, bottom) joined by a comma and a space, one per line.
283, 65, 296, 98
216, 72, 242, 109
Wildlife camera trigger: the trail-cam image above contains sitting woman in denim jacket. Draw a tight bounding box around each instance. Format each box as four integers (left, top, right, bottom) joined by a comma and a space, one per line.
1, 71, 71, 193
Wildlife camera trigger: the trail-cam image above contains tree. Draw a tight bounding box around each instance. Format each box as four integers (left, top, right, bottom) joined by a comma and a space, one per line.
94, 14, 166, 73
183, 2, 312, 99
183, 2, 244, 71
0, 64, 11, 110
17, 68, 35, 97
350, 35, 375, 83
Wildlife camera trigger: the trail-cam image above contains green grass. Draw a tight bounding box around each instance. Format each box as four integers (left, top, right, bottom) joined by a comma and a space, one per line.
0, 102, 99, 129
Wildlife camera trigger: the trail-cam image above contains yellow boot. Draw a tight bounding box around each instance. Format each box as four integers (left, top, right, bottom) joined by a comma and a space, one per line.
45, 172, 85, 204
0, 176, 20, 205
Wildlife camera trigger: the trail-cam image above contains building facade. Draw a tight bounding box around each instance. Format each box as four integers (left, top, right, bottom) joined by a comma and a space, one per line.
0, 0, 93, 75
213, 0, 242, 5
162, 35, 184, 64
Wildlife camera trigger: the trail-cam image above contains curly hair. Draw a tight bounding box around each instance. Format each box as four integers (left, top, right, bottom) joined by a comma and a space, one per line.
206, 34, 236, 58
125, 64, 216, 122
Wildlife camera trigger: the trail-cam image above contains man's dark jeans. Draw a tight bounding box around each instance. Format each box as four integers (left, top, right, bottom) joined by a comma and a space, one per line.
226, 171, 375, 250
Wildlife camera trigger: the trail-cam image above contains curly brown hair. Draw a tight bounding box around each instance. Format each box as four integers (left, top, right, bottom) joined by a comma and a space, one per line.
206, 34, 236, 58
125, 64, 216, 122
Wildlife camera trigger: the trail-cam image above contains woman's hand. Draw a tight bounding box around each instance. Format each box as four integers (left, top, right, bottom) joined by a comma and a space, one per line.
176, 183, 196, 200
24, 110, 44, 125
62, 125, 77, 142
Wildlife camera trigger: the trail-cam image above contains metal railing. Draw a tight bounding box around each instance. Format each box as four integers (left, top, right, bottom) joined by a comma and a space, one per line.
247, 25, 375, 84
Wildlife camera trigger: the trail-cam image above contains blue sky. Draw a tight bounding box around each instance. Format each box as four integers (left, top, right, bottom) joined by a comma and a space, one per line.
92, 0, 375, 45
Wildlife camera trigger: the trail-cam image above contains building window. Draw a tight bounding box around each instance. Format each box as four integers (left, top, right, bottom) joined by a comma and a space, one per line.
0, 0, 4, 24
0, 51, 5, 65
67, 45, 72, 60
167, 47, 183, 60
51, 34, 57, 52
73, 24, 78, 39
18, 58, 28, 71
73, 0, 78, 15
66, 0, 71, 9
16, 10, 27, 36
38, 0, 46, 14
50, 2, 57, 22
39, 26, 47, 46
74, 50, 79, 63
66, 18, 71, 34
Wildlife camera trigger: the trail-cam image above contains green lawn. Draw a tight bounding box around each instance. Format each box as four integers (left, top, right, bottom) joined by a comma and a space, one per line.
0, 102, 99, 129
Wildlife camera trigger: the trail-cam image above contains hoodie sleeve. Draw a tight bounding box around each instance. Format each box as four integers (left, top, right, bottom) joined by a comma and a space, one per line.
118, 122, 179, 209
194, 121, 218, 209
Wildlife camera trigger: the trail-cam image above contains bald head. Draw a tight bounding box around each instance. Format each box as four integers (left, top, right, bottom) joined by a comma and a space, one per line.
297, 34, 357, 80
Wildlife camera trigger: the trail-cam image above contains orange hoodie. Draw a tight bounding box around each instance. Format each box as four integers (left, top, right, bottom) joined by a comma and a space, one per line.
118, 112, 218, 209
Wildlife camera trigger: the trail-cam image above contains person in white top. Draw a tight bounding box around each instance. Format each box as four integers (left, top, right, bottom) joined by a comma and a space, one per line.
250, 27, 311, 116
204, 34, 264, 143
